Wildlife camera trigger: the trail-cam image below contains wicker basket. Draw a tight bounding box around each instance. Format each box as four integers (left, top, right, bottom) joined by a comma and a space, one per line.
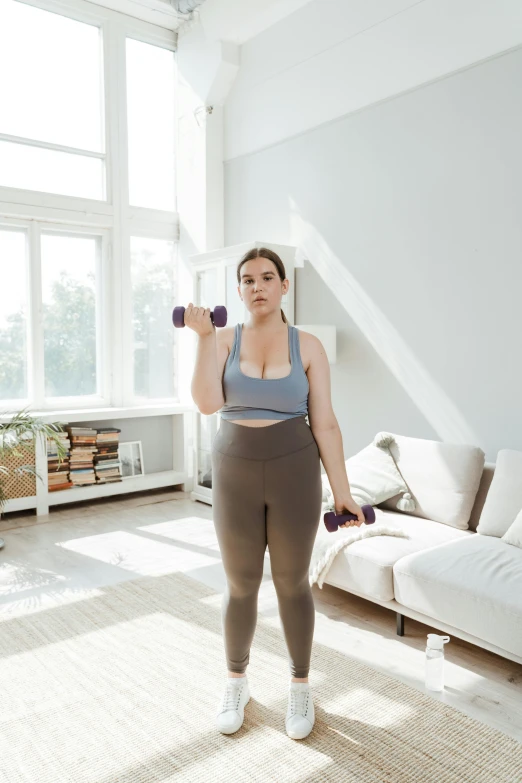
1, 440, 37, 499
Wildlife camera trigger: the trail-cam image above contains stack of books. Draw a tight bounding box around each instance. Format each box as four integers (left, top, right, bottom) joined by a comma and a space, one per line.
47, 431, 73, 492
94, 427, 122, 484
66, 426, 98, 486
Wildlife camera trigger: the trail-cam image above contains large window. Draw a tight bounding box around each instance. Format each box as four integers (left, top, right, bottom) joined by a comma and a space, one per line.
0, 1, 105, 199
0, 0, 178, 412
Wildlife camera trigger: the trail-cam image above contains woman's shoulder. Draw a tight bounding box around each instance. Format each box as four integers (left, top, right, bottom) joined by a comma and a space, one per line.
294, 326, 317, 346
216, 325, 236, 357
294, 327, 316, 374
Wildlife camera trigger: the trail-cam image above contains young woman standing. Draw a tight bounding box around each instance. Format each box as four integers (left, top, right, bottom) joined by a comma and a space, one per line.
188, 247, 364, 740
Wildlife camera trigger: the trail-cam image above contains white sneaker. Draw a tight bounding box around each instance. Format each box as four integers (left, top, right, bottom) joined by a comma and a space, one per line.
285, 682, 315, 740
216, 676, 250, 734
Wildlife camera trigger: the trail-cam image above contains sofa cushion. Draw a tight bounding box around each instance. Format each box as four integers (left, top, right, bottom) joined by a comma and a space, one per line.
321, 441, 407, 508
393, 535, 522, 659
323, 508, 472, 603
502, 507, 522, 549
379, 434, 485, 529
477, 449, 522, 538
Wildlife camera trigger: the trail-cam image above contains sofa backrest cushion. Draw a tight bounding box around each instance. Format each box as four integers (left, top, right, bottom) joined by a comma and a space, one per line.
477, 449, 522, 537
379, 433, 485, 529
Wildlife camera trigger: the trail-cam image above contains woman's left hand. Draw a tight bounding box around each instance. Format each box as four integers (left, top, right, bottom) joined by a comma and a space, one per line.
334, 495, 365, 527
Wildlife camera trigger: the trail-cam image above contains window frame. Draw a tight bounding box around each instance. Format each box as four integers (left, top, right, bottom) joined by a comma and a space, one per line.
0, 0, 179, 413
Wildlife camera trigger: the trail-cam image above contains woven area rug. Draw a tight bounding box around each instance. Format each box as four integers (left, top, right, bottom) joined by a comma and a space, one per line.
1, 571, 521, 783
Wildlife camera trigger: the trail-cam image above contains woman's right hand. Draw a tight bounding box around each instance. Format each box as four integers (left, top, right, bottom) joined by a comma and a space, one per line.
183, 303, 214, 337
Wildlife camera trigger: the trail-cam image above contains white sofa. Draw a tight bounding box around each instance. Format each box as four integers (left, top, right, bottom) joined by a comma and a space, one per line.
322, 437, 522, 666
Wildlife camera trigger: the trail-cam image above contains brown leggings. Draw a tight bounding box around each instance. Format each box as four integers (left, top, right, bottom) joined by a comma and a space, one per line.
211, 415, 323, 678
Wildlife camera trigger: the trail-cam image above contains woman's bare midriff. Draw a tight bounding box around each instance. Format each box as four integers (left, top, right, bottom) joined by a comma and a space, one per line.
228, 419, 284, 427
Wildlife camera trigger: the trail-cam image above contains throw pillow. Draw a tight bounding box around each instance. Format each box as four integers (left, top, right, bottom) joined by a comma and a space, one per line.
501, 508, 522, 549
321, 441, 408, 511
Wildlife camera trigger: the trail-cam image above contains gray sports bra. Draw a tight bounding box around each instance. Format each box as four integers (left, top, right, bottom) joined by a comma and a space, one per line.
219, 323, 309, 420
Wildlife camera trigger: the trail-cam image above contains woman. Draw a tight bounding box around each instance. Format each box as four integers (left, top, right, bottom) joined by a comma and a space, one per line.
188, 246, 364, 740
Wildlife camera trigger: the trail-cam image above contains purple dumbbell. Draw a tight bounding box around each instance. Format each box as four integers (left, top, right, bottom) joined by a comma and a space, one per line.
172, 305, 227, 329
324, 504, 376, 533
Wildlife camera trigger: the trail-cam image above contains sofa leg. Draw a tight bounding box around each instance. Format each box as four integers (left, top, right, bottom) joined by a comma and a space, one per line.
396, 613, 404, 636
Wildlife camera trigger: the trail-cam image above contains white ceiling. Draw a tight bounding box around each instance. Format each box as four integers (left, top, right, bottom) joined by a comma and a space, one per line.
84, 0, 182, 30
86, 0, 315, 39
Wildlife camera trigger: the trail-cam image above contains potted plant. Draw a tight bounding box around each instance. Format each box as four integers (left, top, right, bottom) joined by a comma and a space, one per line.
0, 407, 69, 548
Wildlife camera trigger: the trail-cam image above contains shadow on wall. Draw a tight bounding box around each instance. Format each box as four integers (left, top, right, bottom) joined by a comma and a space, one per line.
289, 197, 482, 450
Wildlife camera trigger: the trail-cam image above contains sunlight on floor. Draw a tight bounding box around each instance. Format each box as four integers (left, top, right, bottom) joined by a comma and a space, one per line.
57, 527, 221, 577
326, 686, 416, 727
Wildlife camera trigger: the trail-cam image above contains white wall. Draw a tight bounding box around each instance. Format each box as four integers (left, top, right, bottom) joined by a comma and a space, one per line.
224, 0, 522, 161
223, 0, 522, 461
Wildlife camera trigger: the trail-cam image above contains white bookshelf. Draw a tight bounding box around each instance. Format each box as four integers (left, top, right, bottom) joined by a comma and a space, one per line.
1, 404, 196, 517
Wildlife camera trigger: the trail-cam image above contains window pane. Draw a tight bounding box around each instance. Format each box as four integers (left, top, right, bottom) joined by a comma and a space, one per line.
131, 237, 176, 399
0, 140, 104, 200
198, 268, 218, 310
41, 234, 98, 398
126, 39, 176, 211
0, 230, 28, 400
226, 263, 245, 324
0, 1, 103, 152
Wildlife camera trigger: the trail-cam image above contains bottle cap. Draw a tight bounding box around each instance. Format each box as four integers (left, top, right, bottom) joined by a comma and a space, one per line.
427, 633, 451, 649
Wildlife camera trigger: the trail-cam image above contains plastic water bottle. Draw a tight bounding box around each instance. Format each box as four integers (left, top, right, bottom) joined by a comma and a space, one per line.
425, 633, 450, 691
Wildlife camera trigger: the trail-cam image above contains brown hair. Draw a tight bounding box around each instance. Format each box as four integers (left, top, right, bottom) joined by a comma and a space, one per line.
237, 247, 288, 324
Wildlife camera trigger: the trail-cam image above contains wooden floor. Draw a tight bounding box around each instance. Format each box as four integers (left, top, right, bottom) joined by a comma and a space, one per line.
1, 488, 521, 744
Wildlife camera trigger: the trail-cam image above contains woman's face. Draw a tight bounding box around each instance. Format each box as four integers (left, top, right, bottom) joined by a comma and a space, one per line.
238, 258, 288, 312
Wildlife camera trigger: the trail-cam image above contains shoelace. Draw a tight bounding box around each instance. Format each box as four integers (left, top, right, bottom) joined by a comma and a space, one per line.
222, 680, 244, 712
289, 689, 309, 717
